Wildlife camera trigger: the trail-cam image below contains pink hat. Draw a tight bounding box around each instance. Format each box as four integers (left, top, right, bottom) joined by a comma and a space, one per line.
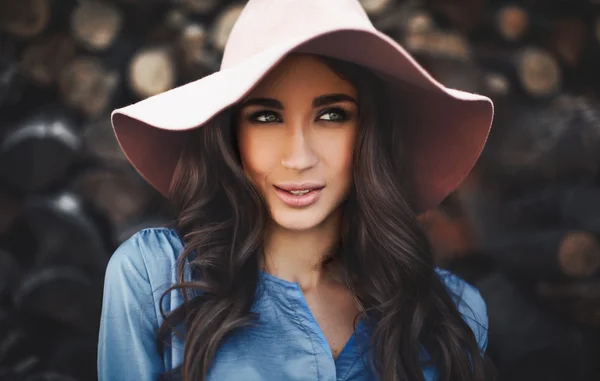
111, 0, 494, 213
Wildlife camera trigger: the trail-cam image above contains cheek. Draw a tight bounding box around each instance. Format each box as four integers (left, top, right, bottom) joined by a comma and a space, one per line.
317, 130, 356, 182
237, 128, 280, 186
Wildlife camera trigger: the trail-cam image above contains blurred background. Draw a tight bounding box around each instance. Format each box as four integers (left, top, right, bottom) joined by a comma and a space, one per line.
1, 0, 599, 380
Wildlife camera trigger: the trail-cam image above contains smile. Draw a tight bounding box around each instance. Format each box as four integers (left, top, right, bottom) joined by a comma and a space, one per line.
273, 183, 325, 208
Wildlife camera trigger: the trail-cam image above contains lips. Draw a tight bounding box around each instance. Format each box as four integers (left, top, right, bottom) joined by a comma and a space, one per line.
273, 183, 324, 208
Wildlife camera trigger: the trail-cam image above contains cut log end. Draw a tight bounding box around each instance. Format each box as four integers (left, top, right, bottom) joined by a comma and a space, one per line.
359, 0, 395, 17
405, 30, 472, 61
552, 18, 587, 67
558, 231, 600, 278
428, 0, 484, 32
82, 117, 130, 166
70, 168, 153, 226
373, 6, 434, 36
183, 0, 221, 15
481, 72, 511, 97
495, 5, 529, 42
178, 22, 220, 80
128, 47, 176, 99
210, 4, 245, 52
0, 0, 50, 39
517, 47, 561, 97
20, 34, 76, 86
165, 8, 188, 31
71, 0, 123, 52
57, 57, 120, 118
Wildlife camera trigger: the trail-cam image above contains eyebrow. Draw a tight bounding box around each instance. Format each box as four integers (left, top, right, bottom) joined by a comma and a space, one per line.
239, 93, 358, 110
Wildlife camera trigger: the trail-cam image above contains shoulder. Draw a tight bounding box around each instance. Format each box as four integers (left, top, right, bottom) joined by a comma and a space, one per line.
99, 227, 185, 380
435, 268, 489, 352
105, 227, 186, 297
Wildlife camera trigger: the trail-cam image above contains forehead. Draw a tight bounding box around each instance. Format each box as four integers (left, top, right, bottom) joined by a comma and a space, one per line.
244, 54, 357, 100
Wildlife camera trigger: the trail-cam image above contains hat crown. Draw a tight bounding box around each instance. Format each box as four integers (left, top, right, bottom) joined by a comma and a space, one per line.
221, 0, 374, 69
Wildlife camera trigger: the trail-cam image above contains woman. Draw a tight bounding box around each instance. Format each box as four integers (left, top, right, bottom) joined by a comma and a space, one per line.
98, 1, 495, 380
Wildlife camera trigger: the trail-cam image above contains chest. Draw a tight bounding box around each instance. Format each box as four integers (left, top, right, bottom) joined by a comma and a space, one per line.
302, 284, 360, 359
208, 288, 373, 381
162, 279, 440, 381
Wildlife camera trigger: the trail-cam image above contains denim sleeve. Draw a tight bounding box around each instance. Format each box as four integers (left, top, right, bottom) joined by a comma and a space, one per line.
98, 233, 164, 381
436, 269, 489, 352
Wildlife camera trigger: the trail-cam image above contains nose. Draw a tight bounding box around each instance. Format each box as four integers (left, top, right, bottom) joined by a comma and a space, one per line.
280, 126, 318, 171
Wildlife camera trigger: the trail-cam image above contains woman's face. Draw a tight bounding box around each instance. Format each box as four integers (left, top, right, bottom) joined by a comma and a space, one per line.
237, 54, 359, 231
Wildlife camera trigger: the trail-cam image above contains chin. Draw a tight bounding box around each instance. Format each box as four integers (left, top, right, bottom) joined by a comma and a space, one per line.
270, 209, 329, 231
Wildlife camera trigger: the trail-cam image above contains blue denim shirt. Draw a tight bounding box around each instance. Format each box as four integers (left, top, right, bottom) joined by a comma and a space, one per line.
98, 228, 488, 381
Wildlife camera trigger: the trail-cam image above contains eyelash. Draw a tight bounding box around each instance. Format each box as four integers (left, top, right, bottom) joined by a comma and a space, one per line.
248, 107, 351, 124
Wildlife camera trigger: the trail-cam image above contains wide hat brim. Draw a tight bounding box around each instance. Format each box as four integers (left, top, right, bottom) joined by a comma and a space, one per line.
111, 28, 493, 213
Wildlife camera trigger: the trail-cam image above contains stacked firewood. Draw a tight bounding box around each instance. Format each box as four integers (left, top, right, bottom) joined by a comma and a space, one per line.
1, 0, 600, 380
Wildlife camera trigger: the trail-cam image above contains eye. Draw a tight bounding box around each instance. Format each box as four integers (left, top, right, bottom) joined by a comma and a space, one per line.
250, 111, 281, 123
318, 108, 348, 122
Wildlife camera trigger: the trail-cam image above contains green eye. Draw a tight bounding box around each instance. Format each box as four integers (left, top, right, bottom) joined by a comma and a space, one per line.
319, 108, 347, 122
254, 112, 280, 123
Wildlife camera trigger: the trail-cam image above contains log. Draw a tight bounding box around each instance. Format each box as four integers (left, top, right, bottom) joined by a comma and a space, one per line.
23, 373, 77, 381
477, 94, 600, 186
516, 47, 561, 97
0, 217, 38, 271
0, 355, 40, 381
420, 56, 480, 92
0, 63, 28, 108
536, 279, 600, 326
0, 107, 81, 193
68, 166, 155, 228
475, 272, 594, 374
403, 29, 472, 61
177, 22, 220, 81
57, 56, 120, 118
20, 33, 76, 87
484, 229, 600, 280
419, 207, 476, 260
70, 0, 124, 53
358, 0, 396, 18
428, 0, 485, 33
146, 7, 189, 43
549, 18, 587, 67
501, 350, 572, 381
43, 337, 97, 381
0, 309, 36, 371
182, 0, 221, 15
0, 191, 20, 237
128, 46, 177, 99
557, 231, 600, 278
494, 4, 529, 42
23, 191, 110, 279
479, 71, 511, 97
12, 266, 102, 334
0, 0, 50, 39
210, 4, 245, 52
476, 45, 561, 98
596, 17, 600, 46
373, 3, 434, 36
81, 116, 131, 167
0, 251, 20, 308
0, 33, 28, 107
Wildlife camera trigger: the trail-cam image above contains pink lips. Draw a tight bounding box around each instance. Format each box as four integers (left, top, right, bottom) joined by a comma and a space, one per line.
274, 183, 325, 208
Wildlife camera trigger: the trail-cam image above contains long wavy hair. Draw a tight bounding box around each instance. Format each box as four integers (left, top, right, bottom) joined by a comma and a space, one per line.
156, 53, 492, 381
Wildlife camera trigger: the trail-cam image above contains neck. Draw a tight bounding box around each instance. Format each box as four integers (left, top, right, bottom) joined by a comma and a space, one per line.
262, 211, 342, 291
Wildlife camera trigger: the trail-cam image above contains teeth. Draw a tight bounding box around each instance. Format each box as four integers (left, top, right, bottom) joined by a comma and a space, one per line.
289, 190, 310, 195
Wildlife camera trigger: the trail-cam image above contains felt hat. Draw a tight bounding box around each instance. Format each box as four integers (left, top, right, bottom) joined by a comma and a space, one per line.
111, 0, 494, 212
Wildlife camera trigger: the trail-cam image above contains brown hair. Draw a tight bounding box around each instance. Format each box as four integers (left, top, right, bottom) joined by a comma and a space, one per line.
156, 54, 493, 381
